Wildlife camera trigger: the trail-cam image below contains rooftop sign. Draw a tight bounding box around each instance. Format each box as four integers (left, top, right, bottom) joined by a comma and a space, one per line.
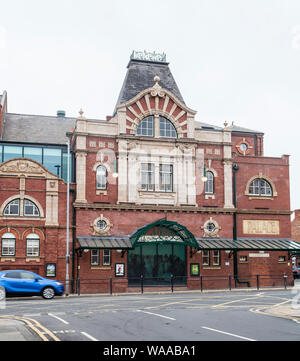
130, 50, 167, 63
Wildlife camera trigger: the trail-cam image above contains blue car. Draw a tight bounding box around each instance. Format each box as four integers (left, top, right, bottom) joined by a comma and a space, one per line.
0, 270, 64, 299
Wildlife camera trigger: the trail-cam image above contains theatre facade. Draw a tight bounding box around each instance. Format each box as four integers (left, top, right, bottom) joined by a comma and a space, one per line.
0, 51, 299, 293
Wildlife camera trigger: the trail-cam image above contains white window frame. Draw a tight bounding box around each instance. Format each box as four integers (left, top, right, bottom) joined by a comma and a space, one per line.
159, 117, 177, 138
205, 171, 214, 194
3, 199, 20, 216
212, 250, 220, 266
159, 164, 173, 192
102, 249, 111, 266
202, 250, 210, 266
136, 116, 154, 137
26, 233, 40, 257
249, 178, 272, 197
91, 249, 100, 266
1, 233, 16, 256
141, 163, 155, 191
24, 199, 40, 216
96, 165, 107, 190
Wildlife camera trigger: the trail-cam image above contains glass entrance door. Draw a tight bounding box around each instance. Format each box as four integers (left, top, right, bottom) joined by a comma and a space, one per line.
127, 243, 186, 286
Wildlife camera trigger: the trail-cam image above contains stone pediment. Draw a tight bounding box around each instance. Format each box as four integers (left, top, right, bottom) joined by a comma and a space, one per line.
0, 158, 57, 178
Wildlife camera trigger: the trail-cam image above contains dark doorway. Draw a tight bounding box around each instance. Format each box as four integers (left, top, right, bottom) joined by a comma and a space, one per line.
127, 243, 186, 286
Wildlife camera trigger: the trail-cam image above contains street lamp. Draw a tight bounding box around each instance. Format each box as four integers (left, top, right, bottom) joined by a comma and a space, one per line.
65, 138, 70, 296
201, 165, 207, 183
112, 160, 118, 178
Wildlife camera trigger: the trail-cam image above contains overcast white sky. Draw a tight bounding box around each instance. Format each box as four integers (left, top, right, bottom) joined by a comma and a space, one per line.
1, 0, 300, 211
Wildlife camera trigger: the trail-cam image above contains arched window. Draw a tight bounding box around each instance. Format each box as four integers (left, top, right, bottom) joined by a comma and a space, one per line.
3, 199, 20, 216
136, 116, 154, 136
24, 199, 40, 216
26, 233, 40, 257
249, 178, 272, 196
159, 117, 177, 138
96, 165, 107, 189
205, 171, 214, 194
1, 232, 16, 256
3, 198, 40, 217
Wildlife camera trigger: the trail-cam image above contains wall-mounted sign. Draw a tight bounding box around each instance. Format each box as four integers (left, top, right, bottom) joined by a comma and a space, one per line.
249, 253, 270, 258
115, 263, 125, 277
46, 263, 56, 277
190, 263, 200, 277
243, 220, 279, 235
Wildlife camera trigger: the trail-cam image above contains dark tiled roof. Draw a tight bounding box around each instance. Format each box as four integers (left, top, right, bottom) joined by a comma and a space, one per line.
114, 59, 185, 113
194, 121, 263, 134
2, 113, 76, 145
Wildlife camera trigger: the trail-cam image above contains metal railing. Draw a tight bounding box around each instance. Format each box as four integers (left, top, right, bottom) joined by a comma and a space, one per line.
70, 273, 293, 296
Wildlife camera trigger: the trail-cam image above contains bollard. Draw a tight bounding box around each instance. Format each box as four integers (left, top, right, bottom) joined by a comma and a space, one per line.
170, 274, 174, 293
256, 275, 260, 290
283, 273, 287, 290
77, 279, 80, 296
200, 275, 203, 292
228, 275, 232, 291
110, 277, 113, 295
141, 275, 144, 294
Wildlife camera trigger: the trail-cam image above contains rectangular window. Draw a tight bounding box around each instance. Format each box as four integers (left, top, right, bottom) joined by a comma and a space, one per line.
62, 152, 72, 183
278, 256, 286, 263
202, 250, 210, 266
103, 249, 111, 266
91, 249, 99, 266
159, 164, 173, 192
212, 250, 220, 266
1, 239, 15, 256
141, 163, 155, 191
43, 148, 62, 177
26, 239, 39, 257
239, 256, 248, 263
23, 147, 42, 163
3, 146, 22, 161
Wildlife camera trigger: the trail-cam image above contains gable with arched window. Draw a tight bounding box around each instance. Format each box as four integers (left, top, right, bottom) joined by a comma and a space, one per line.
136, 116, 177, 138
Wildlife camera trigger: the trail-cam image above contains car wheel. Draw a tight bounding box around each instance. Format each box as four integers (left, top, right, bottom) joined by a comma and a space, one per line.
42, 287, 55, 300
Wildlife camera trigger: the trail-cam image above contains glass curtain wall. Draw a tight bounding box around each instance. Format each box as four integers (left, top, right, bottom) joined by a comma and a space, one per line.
0, 143, 73, 182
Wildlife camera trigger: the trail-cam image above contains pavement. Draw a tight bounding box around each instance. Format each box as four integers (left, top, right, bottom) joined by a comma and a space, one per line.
0, 318, 39, 341
0, 285, 300, 341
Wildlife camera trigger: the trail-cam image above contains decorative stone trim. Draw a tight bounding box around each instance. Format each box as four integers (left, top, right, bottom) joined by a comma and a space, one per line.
201, 217, 221, 237
91, 214, 113, 235
235, 138, 253, 156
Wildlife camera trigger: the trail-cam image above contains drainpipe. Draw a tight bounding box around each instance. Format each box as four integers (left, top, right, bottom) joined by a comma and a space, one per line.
70, 188, 76, 294
232, 163, 250, 287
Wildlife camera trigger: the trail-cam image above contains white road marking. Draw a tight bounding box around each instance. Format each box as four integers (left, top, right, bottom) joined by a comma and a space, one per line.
202, 326, 256, 341
81, 331, 98, 341
136, 310, 176, 321
48, 313, 69, 325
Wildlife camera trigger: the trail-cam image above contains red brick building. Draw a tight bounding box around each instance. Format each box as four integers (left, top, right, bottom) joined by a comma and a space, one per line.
0, 51, 299, 293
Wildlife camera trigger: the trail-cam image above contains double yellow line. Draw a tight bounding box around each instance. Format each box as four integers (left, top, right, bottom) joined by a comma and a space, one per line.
0, 315, 60, 341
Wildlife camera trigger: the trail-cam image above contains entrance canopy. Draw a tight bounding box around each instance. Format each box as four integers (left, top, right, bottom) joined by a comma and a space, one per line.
76, 219, 300, 253
196, 238, 300, 251
129, 219, 199, 249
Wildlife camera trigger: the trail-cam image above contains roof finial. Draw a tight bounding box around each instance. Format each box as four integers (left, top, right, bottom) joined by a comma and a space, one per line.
154, 75, 160, 84
224, 121, 228, 128
79, 108, 84, 117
